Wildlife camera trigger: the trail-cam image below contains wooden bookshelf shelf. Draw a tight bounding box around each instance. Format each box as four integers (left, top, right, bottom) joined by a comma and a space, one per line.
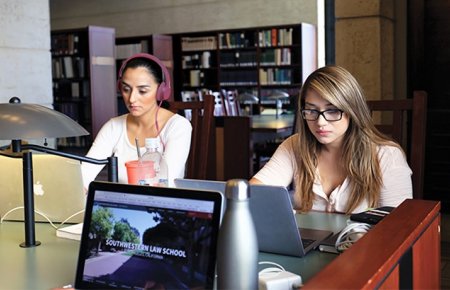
51, 26, 117, 150
172, 23, 317, 107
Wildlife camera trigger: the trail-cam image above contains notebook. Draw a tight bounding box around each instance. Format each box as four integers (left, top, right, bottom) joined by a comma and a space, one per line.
174, 178, 334, 257
74, 181, 223, 290
0, 154, 86, 223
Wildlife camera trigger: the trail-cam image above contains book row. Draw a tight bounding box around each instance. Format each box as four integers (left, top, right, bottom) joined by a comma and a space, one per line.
54, 102, 91, 123
53, 80, 90, 100
51, 33, 82, 56
181, 36, 217, 51
52, 56, 87, 79
181, 27, 294, 52
116, 40, 149, 59
259, 68, 293, 85
184, 70, 217, 87
219, 70, 258, 86
181, 51, 214, 69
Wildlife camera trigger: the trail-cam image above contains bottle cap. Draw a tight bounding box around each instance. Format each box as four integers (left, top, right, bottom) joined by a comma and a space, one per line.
225, 179, 250, 201
144, 138, 159, 149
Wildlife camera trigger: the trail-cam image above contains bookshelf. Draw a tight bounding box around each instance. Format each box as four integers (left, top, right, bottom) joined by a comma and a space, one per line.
115, 34, 174, 114
51, 26, 117, 151
172, 23, 317, 108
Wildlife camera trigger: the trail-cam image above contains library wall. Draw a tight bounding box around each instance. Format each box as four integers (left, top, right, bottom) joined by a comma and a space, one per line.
49, 0, 319, 36
0, 0, 53, 147
49, 0, 408, 104
334, 0, 407, 101
0, 0, 52, 105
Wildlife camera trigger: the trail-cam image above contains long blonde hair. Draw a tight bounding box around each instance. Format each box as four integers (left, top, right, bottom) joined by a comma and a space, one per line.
293, 66, 401, 213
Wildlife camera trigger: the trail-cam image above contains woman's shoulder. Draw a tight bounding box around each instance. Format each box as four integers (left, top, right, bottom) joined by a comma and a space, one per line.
99, 114, 127, 132
377, 144, 409, 168
281, 133, 299, 147
106, 114, 127, 124
377, 143, 405, 157
165, 113, 193, 130
272, 134, 299, 157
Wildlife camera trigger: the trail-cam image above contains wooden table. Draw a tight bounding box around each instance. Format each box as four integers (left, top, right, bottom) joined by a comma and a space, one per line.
251, 114, 295, 133
303, 199, 441, 289
0, 199, 441, 289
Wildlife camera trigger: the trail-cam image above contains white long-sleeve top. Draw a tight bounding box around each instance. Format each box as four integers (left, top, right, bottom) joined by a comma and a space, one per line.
253, 134, 413, 213
81, 114, 192, 188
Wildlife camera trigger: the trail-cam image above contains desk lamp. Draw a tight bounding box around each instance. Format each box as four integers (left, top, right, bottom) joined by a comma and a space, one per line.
267, 90, 289, 118
237, 92, 259, 115
0, 97, 118, 248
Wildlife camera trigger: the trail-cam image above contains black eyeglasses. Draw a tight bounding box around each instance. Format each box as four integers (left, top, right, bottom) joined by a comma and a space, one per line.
301, 109, 344, 121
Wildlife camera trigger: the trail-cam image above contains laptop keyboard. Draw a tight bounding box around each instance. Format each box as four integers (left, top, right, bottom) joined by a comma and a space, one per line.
301, 238, 315, 248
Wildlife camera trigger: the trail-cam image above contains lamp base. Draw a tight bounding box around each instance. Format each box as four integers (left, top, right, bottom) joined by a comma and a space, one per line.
20, 241, 41, 248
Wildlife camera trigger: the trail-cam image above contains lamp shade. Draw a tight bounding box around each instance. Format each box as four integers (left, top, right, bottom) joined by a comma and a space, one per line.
0, 97, 89, 140
237, 92, 259, 103
267, 90, 290, 100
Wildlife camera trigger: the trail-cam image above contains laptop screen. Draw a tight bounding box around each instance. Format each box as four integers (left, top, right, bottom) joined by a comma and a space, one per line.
74, 181, 223, 290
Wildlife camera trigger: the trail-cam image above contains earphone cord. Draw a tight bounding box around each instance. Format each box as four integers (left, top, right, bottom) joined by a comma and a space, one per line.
155, 100, 166, 152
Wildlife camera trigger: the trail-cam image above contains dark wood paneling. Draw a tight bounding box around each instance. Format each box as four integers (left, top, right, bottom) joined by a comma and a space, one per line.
409, 0, 450, 210
303, 199, 441, 289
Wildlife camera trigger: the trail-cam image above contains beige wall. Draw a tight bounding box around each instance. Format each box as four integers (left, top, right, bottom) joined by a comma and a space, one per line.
49, 0, 319, 36
0, 0, 53, 147
0, 0, 52, 105
335, 0, 407, 101
49, 0, 325, 75
50, 0, 406, 101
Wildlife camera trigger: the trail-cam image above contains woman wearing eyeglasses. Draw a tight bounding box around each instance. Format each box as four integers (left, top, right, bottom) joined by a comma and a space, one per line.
250, 66, 412, 214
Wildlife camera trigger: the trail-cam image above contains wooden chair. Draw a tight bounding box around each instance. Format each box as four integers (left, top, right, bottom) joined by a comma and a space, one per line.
366, 91, 428, 199
168, 94, 215, 179
253, 95, 299, 171
221, 89, 241, 116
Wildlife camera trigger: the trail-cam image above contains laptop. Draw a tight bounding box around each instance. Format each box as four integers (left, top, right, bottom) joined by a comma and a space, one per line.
174, 178, 227, 216
174, 178, 334, 257
249, 184, 333, 257
74, 181, 223, 290
174, 178, 227, 194
0, 154, 86, 223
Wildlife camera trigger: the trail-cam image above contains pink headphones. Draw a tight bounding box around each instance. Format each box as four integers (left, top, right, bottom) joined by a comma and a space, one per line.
117, 53, 171, 101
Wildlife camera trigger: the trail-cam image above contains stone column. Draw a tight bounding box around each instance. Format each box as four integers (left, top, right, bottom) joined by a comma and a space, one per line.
0, 0, 53, 147
335, 0, 395, 101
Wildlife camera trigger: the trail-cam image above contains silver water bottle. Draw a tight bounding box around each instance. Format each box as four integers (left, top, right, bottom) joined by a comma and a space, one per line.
217, 179, 258, 290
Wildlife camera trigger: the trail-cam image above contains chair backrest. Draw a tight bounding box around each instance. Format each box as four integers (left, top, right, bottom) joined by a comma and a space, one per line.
168, 94, 215, 179
366, 91, 427, 199
221, 89, 240, 116
211, 91, 226, 116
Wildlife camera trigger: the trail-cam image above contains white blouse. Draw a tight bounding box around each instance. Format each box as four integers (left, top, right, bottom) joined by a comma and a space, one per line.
81, 114, 192, 188
253, 134, 413, 213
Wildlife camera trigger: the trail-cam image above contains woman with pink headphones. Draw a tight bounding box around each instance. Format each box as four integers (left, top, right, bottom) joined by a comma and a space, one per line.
81, 53, 192, 189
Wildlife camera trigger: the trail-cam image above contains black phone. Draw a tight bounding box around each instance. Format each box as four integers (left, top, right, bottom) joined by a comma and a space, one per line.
350, 206, 395, 225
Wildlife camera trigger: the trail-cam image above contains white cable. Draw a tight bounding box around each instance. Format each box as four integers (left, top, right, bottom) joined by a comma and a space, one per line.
0, 206, 58, 228
258, 261, 286, 276
0, 206, 24, 223
1, 206, 85, 229
258, 261, 303, 289
57, 209, 85, 228
335, 222, 372, 252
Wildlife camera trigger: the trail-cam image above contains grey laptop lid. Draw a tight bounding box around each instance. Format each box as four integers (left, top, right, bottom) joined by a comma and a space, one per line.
174, 178, 333, 257
0, 154, 85, 223
174, 178, 226, 194
174, 178, 227, 221
249, 184, 333, 257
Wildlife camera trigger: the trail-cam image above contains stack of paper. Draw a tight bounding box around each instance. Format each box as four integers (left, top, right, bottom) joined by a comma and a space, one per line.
56, 223, 83, 241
